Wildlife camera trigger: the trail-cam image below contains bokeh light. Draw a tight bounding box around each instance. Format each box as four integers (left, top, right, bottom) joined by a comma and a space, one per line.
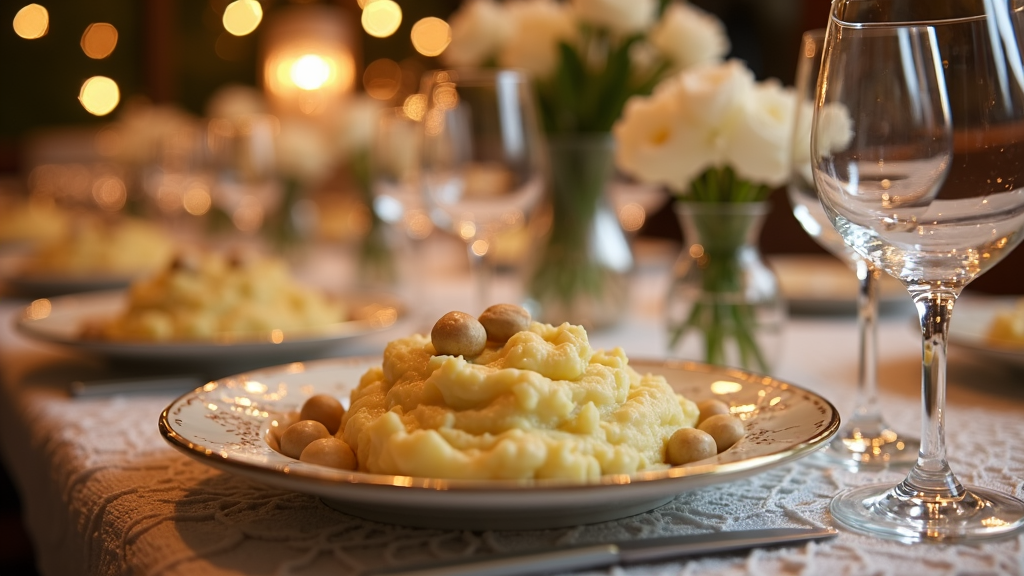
184, 184, 212, 216
78, 77, 120, 116
223, 0, 263, 36
290, 54, 331, 90
81, 23, 118, 59
618, 202, 646, 232
410, 17, 451, 57
361, 0, 401, 39
403, 93, 427, 121
91, 176, 127, 212
13, 4, 48, 39
363, 58, 402, 100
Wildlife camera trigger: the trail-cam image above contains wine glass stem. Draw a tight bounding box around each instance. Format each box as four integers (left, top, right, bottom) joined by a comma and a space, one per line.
904, 290, 965, 497
853, 258, 882, 422
467, 239, 491, 312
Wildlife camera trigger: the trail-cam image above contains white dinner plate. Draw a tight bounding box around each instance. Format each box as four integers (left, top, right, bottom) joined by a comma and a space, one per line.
0, 250, 145, 297
159, 357, 840, 530
15, 290, 404, 375
949, 295, 1024, 369
771, 254, 911, 315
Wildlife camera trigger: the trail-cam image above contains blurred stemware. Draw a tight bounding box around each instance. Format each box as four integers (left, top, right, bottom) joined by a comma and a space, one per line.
813, 0, 1024, 542
789, 28, 919, 471
419, 68, 545, 310
207, 114, 283, 240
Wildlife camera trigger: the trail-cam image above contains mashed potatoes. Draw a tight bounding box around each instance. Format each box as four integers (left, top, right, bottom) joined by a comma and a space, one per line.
339, 322, 699, 481
87, 251, 345, 341
21, 216, 173, 277
0, 199, 67, 246
988, 299, 1024, 346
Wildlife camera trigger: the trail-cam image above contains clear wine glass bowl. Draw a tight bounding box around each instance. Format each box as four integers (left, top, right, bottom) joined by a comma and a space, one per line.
419, 68, 545, 310
789, 28, 920, 471
813, 0, 1024, 542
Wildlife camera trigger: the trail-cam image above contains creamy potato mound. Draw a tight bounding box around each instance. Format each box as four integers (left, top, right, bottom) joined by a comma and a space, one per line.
340, 322, 699, 481
21, 217, 173, 277
89, 252, 345, 342
988, 300, 1024, 346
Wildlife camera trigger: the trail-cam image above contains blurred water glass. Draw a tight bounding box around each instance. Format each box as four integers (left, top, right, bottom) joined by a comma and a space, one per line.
371, 107, 428, 237
207, 114, 283, 237
141, 120, 214, 234
363, 106, 432, 289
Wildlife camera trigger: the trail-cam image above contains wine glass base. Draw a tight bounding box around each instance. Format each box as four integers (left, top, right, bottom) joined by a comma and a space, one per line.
819, 429, 920, 472
830, 483, 1024, 543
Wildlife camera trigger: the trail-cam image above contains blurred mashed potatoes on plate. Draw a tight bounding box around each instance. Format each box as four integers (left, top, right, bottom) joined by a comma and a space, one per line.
987, 300, 1024, 346
85, 251, 346, 342
20, 216, 173, 277
0, 200, 68, 246
341, 322, 699, 481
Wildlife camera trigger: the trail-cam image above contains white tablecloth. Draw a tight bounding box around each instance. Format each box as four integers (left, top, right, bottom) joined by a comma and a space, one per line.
2, 247, 1023, 576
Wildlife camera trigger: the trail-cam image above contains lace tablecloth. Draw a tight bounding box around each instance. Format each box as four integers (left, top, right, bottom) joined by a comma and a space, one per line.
2, 267, 1023, 576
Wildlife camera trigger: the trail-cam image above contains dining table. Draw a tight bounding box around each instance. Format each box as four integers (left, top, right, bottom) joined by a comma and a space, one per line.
1, 238, 1023, 576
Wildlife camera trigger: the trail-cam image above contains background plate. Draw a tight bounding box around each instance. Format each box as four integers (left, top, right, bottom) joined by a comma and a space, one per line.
949, 295, 1024, 369
159, 357, 839, 530
771, 254, 911, 316
15, 290, 404, 376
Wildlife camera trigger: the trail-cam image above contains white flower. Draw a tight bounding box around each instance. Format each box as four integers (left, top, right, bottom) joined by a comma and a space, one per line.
332, 95, 383, 157
277, 117, 335, 183
614, 89, 714, 191
499, 0, 576, 78
571, 0, 656, 36
722, 79, 797, 187
443, 0, 509, 67
614, 59, 801, 192
205, 84, 267, 120
670, 59, 755, 138
791, 100, 814, 184
649, 3, 730, 73
814, 102, 854, 156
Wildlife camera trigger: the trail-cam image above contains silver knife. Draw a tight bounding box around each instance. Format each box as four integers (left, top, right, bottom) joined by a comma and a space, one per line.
69, 374, 205, 398
361, 527, 838, 576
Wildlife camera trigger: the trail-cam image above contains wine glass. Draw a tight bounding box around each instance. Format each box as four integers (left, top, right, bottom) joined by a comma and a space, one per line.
367, 106, 431, 287
419, 68, 545, 310
813, 1, 1024, 542
789, 29, 920, 470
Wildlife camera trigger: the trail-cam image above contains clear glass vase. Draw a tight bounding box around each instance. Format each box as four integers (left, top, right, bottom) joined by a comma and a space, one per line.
666, 201, 785, 374
526, 135, 633, 331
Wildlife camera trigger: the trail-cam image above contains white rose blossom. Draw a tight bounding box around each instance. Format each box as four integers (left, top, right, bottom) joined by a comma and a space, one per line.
791, 100, 855, 184
332, 95, 383, 158
614, 88, 712, 190
277, 118, 335, 183
649, 3, 730, 73
499, 0, 577, 78
205, 84, 267, 120
723, 78, 797, 187
614, 59, 799, 192
571, 0, 657, 36
672, 59, 756, 132
443, 0, 509, 67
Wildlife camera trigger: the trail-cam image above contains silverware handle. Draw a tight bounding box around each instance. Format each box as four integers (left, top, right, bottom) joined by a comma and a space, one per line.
362, 544, 619, 576
70, 375, 204, 398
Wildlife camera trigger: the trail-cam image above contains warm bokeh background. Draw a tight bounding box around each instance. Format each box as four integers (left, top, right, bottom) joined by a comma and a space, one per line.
1, 1, 1021, 573
2, 0, 1019, 293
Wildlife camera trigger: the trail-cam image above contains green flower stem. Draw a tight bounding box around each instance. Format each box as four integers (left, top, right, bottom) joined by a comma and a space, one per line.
530, 137, 609, 305
668, 171, 776, 373
529, 135, 630, 329
350, 149, 396, 285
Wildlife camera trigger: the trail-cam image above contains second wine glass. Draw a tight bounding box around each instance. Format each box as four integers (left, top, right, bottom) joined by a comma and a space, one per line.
789, 29, 919, 471
419, 69, 545, 310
